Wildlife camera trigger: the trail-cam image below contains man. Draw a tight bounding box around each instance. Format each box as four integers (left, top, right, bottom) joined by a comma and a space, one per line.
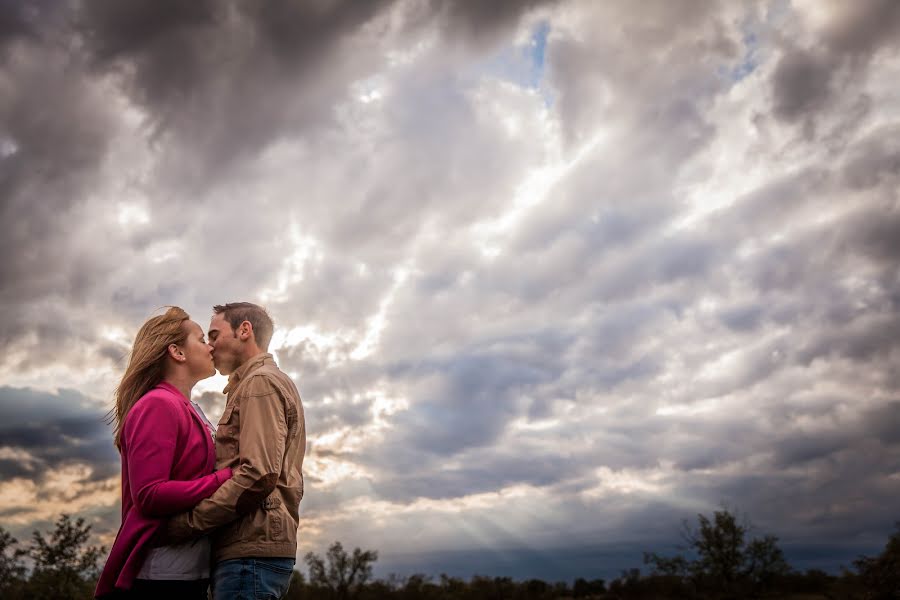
166, 302, 306, 599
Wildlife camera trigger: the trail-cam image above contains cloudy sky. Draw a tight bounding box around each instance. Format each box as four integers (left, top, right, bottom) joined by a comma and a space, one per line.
2, 0, 899, 582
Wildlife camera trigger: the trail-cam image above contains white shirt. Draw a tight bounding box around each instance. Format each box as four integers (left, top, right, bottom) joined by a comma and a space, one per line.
137, 402, 217, 580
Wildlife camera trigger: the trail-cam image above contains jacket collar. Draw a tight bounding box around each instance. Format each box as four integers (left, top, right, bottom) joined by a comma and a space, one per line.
156, 380, 189, 404
223, 352, 274, 395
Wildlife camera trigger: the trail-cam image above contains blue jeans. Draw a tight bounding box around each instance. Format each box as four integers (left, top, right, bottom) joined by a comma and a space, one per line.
212, 557, 295, 600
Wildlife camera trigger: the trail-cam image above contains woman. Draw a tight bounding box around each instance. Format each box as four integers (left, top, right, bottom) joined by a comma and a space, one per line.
96, 307, 232, 599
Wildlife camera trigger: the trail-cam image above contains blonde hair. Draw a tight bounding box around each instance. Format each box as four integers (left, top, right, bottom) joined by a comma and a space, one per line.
109, 306, 190, 449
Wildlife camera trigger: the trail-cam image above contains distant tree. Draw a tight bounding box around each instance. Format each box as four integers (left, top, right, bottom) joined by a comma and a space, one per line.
572, 576, 606, 597
777, 568, 836, 596
689, 509, 745, 588
435, 573, 468, 600
357, 578, 395, 600
640, 551, 690, 578
24, 514, 104, 600
491, 575, 516, 599
519, 577, 548, 599
305, 541, 378, 600
854, 523, 900, 600
0, 527, 26, 599
744, 533, 790, 592
549, 580, 571, 598
400, 574, 442, 600
607, 568, 642, 599
644, 508, 790, 597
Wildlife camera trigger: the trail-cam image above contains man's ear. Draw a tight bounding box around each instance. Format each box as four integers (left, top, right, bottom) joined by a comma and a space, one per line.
239, 321, 254, 341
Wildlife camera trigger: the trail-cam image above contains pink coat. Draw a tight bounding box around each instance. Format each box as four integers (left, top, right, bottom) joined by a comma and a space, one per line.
95, 381, 231, 597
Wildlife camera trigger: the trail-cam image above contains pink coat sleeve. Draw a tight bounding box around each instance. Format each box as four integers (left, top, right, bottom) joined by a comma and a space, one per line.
123, 395, 231, 518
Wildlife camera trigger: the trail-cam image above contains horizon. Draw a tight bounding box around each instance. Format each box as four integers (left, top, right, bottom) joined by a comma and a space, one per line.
1, 0, 899, 583
4, 512, 890, 584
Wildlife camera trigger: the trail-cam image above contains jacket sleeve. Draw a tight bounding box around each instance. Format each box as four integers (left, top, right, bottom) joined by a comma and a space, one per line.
124, 396, 232, 518
168, 374, 287, 539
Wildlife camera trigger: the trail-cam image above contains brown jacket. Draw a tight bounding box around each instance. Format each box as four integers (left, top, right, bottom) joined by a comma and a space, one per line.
167, 353, 306, 562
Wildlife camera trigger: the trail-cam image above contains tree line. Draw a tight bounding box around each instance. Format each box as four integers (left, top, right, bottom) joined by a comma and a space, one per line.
0, 510, 896, 599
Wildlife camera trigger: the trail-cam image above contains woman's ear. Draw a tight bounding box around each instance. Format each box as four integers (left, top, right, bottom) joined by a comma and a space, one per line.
167, 343, 185, 362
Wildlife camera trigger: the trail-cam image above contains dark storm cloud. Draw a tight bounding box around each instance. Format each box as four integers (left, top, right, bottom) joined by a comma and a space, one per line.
822, 0, 900, 57
0, 301, 129, 373
72, 0, 551, 174
546, 0, 735, 146
770, 0, 900, 127
0, 45, 112, 263
771, 431, 851, 469
303, 390, 377, 432
276, 343, 383, 433
796, 313, 900, 366
0, 2, 122, 372
768, 399, 900, 468
395, 351, 561, 456
0, 1, 36, 42
587, 234, 723, 303
0, 386, 95, 425
371, 450, 581, 502
771, 48, 833, 122
623, 389, 900, 544
724, 443, 900, 542
76, 0, 386, 172
865, 401, 900, 445
0, 418, 117, 481
718, 303, 764, 332
426, 0, 558, 49
840, 124, 900, 191
838, 201, 900, 269
0, 387, 117, 480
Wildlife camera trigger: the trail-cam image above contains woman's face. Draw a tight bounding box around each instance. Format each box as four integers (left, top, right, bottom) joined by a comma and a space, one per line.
180, 320, 216, 381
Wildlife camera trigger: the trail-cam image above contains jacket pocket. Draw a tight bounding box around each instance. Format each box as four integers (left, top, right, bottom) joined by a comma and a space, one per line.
217, 404, 234, 426
215, 405, 239, 460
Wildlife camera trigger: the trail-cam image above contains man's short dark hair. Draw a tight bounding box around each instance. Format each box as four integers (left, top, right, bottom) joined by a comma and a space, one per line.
213, 302, 275, 351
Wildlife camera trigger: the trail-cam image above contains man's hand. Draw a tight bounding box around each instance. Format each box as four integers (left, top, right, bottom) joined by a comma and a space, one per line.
157, 511, 195, 546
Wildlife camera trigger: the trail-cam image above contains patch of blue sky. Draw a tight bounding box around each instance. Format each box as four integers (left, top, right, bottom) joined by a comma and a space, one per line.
462, 20, 555, 107
717, 21, 761, 84
529, 20, 550, 87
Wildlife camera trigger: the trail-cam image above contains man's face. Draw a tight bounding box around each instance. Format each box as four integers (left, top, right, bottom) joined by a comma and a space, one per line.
208, 313, 240, 375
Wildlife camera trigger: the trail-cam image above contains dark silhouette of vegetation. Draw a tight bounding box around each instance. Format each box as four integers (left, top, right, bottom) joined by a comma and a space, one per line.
0, 527, 27, 598
0, 510, 897, 599
304, 540, 379, 599
853, 522, 900, 600
0, 514, 104, 600
643, 508, 789, 597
